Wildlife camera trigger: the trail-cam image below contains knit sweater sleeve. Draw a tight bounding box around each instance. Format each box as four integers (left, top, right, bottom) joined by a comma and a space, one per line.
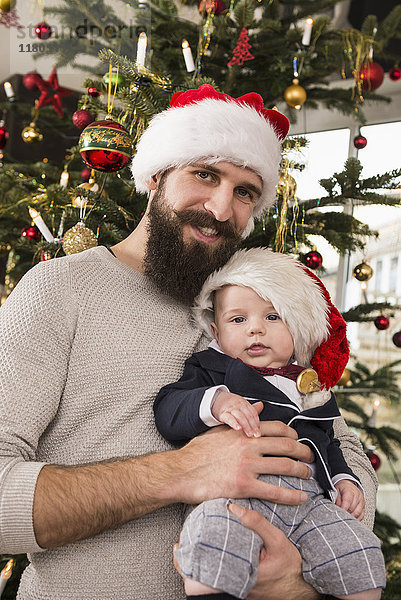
0, 258, 75, 553
333, 416, 378, 530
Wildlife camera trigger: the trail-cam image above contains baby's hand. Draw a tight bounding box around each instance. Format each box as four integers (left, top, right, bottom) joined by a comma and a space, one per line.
334, 480, 365, 521
211, 391, 262, 438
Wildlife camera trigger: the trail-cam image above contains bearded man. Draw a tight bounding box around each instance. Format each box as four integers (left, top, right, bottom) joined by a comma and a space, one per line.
0, 85, 377, 600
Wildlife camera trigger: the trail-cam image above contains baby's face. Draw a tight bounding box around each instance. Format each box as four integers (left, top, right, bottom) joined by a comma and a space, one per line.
211, 285, 294, 368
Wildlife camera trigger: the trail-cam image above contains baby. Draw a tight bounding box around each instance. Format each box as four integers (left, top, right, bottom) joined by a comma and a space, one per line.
154, 248, 385, 600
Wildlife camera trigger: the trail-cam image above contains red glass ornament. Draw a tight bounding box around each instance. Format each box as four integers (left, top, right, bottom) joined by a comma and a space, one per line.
374, 315, 390, 330
72, 109, 94, 130
389, 67, 401, 81
353, 135, 367, 150
23, 71, 43, 90
198, 0, 226, 16
21, 225, 41, 240
35, 22, 52, 40
366, 450, 381, 471
88, 87, 101, 98
81, 167, 92, 182
79, 119, 132, 173
304, 250, 323, 270
0, 124, 9, 149
392, 331, 401, 348
358, 61, 384, 92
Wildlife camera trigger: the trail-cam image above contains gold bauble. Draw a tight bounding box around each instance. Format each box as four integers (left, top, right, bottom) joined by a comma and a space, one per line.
21, 122, 43, 144
0, 0, 16, 12
284, 78, 307, 110
337, 368, 351, 386
277, 173, 297, 198
353, 261, 373, 282
62, 222, 98, 255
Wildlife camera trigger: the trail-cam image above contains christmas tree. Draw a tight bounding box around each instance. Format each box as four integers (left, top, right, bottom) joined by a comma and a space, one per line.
0, 0, 401, 597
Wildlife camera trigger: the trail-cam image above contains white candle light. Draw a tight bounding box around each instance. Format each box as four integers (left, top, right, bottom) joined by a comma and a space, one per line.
301, 18, 313, 46
28, 207, 55, 243
182, 40, 195, 72
3, 81, 16, 101
136, 32, 147, 67
59, 169, 69, 188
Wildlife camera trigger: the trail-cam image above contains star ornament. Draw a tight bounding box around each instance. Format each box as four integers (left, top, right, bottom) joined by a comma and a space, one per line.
36, 66, 71, 117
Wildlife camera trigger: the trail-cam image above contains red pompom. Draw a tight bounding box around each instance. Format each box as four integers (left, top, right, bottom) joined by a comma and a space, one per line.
304, 250, 323, 270
353, 135, 367, 150
21, 225, 41, 240
35, 22, 52, 40
358, 61, 384, 92
23, 71, 43, 90
374, 315, 390, 330
72, 109, 94, 130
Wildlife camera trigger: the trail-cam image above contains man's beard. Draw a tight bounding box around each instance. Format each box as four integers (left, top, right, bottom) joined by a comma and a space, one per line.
144, 182, 242, 305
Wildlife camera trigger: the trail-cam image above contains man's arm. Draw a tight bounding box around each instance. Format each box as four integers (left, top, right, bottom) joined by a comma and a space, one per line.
33, 421, 313, 549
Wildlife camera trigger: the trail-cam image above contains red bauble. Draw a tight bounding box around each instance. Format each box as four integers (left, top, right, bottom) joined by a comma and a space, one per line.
21, 225, 41, 240
79, 119, 132, 172
72, 109, 94, 130
81, 167, 92, 182
374, 315, 390, 330
198, 0, 226, 16
23, 71, 43, 90
392, 331, 401, 348
88, 87, 101, 98
35, 22, 52, 40
304, 250, 323, 270
358, 61, 384, 92
0, 124, 9, 149
353, 134, 367, 149
366, 450, 381, 471
389, 67, 401, 81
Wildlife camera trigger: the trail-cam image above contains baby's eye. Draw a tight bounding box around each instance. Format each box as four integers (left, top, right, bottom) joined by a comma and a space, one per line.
266, 314, 280, 321
232, 316, 246, 323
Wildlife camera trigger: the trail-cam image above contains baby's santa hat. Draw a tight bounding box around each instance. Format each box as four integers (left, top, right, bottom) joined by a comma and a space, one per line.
131, 84, 289, 238
192, 248, 349, 407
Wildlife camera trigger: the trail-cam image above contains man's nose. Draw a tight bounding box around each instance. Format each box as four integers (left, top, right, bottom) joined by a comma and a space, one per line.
203, 184, 234, 222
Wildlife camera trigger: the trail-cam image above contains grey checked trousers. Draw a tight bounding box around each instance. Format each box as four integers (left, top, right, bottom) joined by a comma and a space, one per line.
175, 475, 386, 598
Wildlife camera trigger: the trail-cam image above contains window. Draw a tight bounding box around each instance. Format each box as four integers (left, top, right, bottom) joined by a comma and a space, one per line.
389, 257, 398, 292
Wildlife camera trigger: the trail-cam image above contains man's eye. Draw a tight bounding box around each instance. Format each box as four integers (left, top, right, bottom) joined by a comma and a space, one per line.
197, 171, 212, 180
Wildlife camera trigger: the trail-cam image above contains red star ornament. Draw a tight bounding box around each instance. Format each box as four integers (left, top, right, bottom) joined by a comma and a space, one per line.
36, 66, 71, 117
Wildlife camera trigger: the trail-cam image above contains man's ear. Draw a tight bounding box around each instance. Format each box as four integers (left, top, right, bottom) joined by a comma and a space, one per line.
145, 173, 160, 191
210, 322, 219, 343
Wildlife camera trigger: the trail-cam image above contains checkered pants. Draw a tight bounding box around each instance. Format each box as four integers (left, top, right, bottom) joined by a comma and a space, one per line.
175, 475, 386, 598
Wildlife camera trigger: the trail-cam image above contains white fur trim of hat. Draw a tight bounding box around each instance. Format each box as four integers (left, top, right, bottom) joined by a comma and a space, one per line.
192, 247, 330, 369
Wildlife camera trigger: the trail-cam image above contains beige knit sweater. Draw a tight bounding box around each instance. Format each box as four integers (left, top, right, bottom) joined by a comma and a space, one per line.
0, 246, 378, 600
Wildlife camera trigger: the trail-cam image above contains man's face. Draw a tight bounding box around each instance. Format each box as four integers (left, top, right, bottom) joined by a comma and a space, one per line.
211, 285, 295, 368
143, 162, 262, 304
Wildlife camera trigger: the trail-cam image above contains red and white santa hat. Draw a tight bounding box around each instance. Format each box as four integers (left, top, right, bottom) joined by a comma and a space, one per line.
192, 247, 349, 391
131, 84, 289, 237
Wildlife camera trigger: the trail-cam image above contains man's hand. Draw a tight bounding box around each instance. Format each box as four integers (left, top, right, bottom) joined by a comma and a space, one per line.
227, 503, 320, 600
170, 420, 314, 506
212, 391, 262, 438
334, 480, 365, 521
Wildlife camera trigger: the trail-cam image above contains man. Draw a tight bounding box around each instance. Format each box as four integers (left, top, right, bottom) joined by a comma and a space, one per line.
0, 85, 377, 600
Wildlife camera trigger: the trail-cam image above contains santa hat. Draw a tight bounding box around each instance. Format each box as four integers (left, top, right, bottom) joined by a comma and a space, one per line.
192, 248, 349, 397
131, 84, 289, 238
